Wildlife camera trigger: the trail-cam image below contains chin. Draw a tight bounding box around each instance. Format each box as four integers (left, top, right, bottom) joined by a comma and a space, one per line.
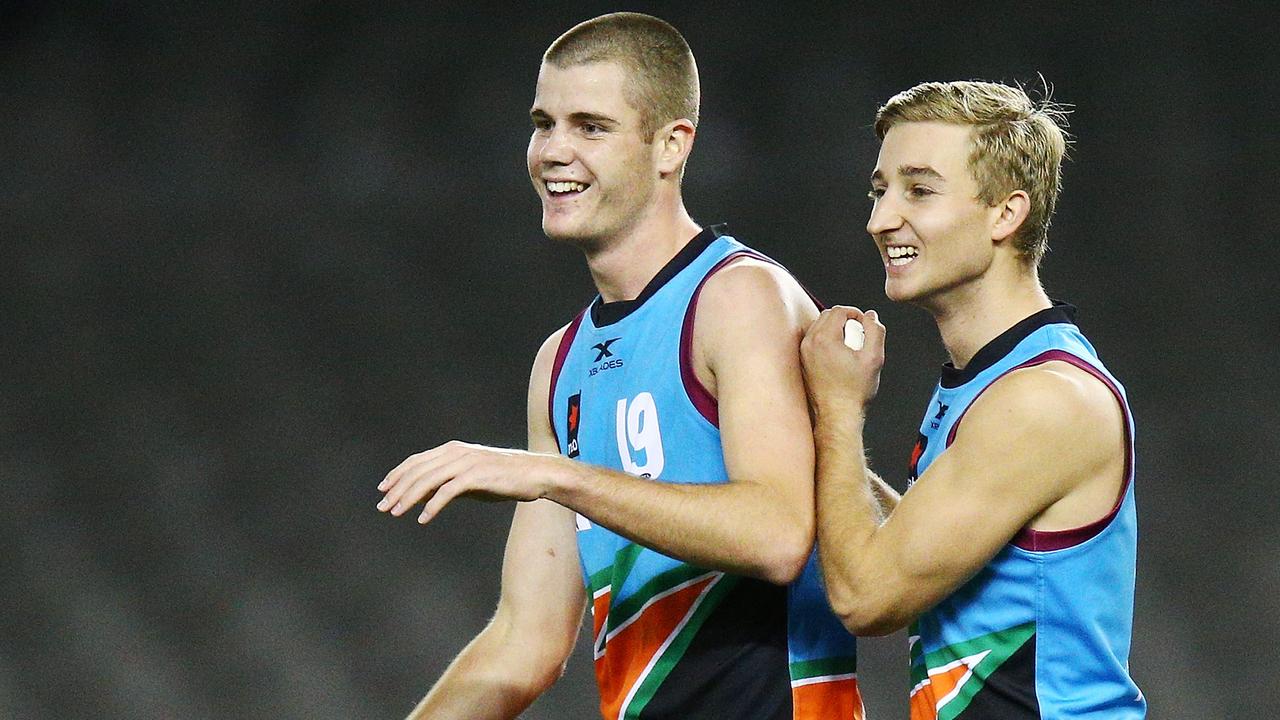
541, 213, 582, 240
542, 221, 602, 249
883, 278, 914, 303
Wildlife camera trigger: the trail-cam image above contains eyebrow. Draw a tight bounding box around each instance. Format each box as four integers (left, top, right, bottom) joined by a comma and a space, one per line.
869, 165, 946, 185
900, 165, 945, 181
528, 108, 620, 129
570, 111, 618, 127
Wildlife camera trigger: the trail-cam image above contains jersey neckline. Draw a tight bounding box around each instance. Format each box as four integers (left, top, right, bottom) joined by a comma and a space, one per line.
940, 302, 1078, 389
589, 224, 728, 328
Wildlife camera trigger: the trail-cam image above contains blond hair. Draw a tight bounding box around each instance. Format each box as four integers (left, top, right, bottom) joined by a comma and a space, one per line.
875, 80, 1070, 264
544, 12, 699, 141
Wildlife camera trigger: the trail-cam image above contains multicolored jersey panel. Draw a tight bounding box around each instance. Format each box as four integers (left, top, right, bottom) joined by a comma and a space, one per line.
549, 226, 863, 720
905, 304, 1145, 719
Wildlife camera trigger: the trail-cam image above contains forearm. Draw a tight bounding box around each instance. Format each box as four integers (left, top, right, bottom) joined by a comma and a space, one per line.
548, 463, 812, 585
812, 410, 908, 634
408, 618, 564, 720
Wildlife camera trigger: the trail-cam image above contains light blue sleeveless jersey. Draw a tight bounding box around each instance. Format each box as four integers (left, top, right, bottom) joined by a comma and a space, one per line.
905, 304, 1145, 720
548, 227, 863, 720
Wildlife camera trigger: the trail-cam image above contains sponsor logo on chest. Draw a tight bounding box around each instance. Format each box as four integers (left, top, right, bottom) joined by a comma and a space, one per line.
588, 337, 625, 376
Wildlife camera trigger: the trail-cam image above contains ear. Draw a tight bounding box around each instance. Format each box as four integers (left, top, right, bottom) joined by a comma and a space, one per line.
991, 190, 1031, 243
654, 118, 696, 177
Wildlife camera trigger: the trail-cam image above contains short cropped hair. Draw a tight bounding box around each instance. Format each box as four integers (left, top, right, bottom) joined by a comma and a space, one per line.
875, 80, 1070, 264
544, 12, 700, 141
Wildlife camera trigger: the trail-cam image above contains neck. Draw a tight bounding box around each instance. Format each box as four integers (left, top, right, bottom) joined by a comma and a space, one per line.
928, 262, 1051, 369
584, 195, 701, 303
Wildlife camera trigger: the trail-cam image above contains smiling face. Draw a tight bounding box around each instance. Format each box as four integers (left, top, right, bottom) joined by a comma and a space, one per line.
867, 121, 1006, 308
527, 61, 659, 248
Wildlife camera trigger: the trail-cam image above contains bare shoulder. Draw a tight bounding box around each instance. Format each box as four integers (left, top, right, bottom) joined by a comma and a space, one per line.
527, 321, 575, 409
531, 322, 573, 379
961, 360, 1124, 459
696, 256, 818, 334
690, 257, 817, 396
922, 360, 1127, 523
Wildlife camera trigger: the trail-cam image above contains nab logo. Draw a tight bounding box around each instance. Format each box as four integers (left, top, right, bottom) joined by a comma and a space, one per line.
588, 337, 625, 376
592, 338, 621, 362
929, 400, 950, 429
566, 393, 582, 458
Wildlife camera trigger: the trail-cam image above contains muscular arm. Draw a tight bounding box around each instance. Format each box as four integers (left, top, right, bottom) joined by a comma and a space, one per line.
405, 333, 586, 719
551, 261, 820, 584
802, 308, 1125, 636
380, 262, 821, 585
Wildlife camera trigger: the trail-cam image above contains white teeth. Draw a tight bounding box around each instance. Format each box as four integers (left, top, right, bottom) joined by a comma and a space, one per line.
547, 181, 587, 193
887, 246, 918, 267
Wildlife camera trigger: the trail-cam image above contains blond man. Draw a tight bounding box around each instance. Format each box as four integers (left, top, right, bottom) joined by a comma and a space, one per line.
801, 81, 1146, 718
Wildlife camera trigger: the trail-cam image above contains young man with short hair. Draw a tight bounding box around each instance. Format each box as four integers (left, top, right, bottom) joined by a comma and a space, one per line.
378, 13, 864, 720
801, 81, 1145, 718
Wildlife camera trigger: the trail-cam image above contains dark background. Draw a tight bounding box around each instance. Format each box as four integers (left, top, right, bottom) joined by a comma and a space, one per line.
4, 2, 1276, 718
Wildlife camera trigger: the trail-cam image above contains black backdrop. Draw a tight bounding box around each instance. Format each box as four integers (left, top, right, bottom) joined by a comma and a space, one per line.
4, 2, 1276, 718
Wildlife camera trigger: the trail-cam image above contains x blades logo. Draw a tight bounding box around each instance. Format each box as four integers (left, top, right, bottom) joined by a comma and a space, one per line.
592, 338, 621, 362
930, 400, 950, 429
588, 337, 625, 376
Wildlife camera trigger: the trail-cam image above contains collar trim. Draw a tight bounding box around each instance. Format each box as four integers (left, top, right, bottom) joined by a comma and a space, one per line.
589, 224, 727, 327
939, 302, 1078, 388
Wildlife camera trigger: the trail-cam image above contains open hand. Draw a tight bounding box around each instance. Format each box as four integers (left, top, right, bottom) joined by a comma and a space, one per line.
377, 441, 570, 524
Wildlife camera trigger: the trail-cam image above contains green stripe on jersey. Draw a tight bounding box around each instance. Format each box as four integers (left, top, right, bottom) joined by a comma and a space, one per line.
621, 573, 738, 718
605, 562, 720, 637
588, 542, 646, 597
926, 622, 1035, 720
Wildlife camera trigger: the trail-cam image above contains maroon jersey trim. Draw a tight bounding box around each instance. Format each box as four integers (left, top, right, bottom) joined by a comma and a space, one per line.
547, 309, 587, 448
678, 251, 823, 428
943, 349, 1133, 552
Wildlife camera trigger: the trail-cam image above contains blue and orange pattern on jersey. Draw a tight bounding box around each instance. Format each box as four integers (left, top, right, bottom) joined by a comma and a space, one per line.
549, 227, 862, 720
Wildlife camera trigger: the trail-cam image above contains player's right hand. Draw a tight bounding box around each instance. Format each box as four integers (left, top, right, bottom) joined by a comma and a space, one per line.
799, 306, 886, 417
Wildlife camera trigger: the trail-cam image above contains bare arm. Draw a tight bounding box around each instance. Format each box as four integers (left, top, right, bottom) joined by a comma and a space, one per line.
801, 306, 1125, 635
404, 332, 586, 719
379, 262, 820, 585
550, 261, 819, 583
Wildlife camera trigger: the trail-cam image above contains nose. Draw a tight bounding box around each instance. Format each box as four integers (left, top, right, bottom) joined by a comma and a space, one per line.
866, 193, 903, 237
536, 125, 573, 166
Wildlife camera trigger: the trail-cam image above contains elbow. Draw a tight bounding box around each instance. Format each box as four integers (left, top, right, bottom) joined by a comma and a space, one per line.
843, 611, 905, 637
758, 524, 814, 585
512, 636, 570, 692
760, 552, 807, 586
488, 618, 575, 696
826, 586, 909, 637
527, 654, 570, 695
523, 633, 578, 694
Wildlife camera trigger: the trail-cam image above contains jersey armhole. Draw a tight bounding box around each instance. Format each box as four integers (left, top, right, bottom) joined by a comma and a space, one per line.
944, 349, 1134, 552
678, 251, 824, 428
546, 309, 586, 448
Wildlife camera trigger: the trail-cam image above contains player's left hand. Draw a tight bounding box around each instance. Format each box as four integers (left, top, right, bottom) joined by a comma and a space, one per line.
376, 441, 574, 524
